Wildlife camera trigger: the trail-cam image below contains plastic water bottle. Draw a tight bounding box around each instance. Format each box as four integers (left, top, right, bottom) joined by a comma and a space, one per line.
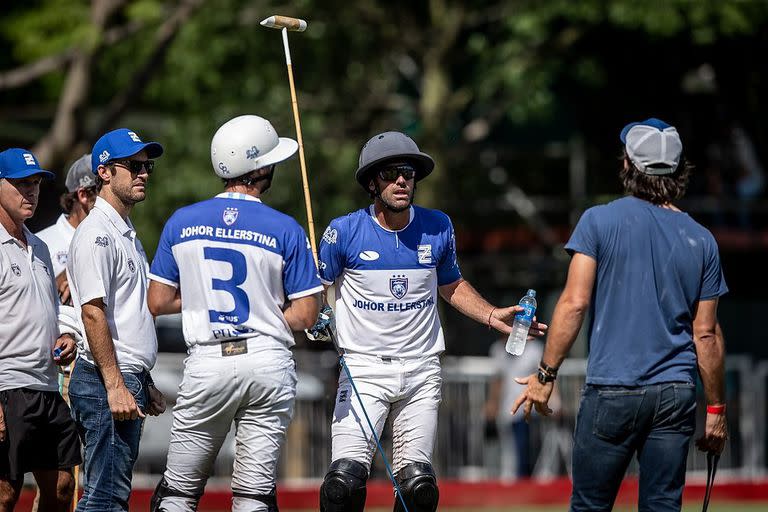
506, 289, 537, 356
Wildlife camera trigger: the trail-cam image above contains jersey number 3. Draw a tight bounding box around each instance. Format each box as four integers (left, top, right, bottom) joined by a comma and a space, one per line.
204, 247, 250, 325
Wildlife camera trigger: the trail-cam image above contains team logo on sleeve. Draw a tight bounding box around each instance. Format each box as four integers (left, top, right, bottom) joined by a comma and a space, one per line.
10, 263, 21, 277
127, 259, 136, 273
322, 227, 338, 244
56, 251, 67, 266
223, 207, 239, 226
417, 244, 432, 264
389, 275, 409, 299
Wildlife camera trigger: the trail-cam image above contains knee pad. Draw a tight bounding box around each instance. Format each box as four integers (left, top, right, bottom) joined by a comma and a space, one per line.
232, 487, 278, 512
320, 458, 368, 512
150, 477, 201, 512
393, 462, 439, 512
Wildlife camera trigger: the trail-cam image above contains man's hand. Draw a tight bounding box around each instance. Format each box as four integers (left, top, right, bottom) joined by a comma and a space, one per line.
53, 334, 77, 366
695, 411, 728, 455
512, 373, 554, 422
492, 306, 548, 337
56, 272, 71, 305
305, 304, 334, 342
146, 385, 166, 416
0, 402, 6, 443
106, 384, 145, 421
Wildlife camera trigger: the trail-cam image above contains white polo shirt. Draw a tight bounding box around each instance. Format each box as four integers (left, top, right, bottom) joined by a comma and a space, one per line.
67, 197, 156, 373
0, 224, 60, 392
36, 214, 75, 277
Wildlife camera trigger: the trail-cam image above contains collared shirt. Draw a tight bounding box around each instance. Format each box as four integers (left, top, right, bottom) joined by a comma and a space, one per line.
149, 192, 322, 348
318, 205, 461, 358
67, 197, 156, 373
0, 223, 60, 392
36, 213, 76, 277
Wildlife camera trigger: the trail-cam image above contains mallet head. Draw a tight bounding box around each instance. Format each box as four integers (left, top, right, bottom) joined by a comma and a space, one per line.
260, 15, 307, 32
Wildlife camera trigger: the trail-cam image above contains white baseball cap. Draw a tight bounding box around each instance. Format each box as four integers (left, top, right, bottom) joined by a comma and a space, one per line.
620, 118, 682, 175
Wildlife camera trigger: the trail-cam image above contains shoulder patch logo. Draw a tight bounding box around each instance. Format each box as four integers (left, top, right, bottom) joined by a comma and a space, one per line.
322, 227, 338, 244
359, 250, 379, 261
95, 236, 109, 247
417, 244, 432, 264
389, 275, 408, 299
127, 259, 136, 273
10, 263, 21, 277
56, 251, 67, 266
223, 207, 239, 226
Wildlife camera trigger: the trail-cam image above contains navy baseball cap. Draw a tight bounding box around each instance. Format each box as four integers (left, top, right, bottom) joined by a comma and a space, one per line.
620, 118, 682, 175
91, 128, 164, 172
0, 148, 55, 180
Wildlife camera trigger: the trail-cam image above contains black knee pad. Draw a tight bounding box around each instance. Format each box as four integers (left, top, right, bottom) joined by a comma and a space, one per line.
320, 458, 368, 512
393, 462, 439, 512
150, 477, 201, 512
233, 487, 278, 512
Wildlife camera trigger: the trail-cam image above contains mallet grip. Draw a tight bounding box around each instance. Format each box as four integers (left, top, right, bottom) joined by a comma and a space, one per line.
260, 15, 307, 32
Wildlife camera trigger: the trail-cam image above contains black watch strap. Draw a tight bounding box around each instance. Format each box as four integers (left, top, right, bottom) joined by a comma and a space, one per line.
537, 368, 556, 384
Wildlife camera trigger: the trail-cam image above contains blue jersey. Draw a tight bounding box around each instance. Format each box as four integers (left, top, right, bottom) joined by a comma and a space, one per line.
319, 205, 461, 357
566, 196, 728, 386
149, 193, 322, 348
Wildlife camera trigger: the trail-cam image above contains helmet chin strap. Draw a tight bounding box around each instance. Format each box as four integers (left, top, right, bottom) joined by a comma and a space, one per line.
372, 181, 414, 213
240, 167, 275, 192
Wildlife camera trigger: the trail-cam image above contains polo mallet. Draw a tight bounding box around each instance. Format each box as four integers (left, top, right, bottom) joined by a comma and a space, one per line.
702, 452, 720, 512
260, 15, 318, 261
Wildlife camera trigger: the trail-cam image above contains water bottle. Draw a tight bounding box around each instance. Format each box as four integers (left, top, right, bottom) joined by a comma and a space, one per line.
506, 289, 537, 356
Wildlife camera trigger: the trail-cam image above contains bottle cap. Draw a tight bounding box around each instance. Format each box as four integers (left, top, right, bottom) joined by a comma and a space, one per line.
527, 289, 536, 297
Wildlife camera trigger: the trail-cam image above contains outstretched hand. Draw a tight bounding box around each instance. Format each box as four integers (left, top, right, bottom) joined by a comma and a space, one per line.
491, 306, 548, 338
512, 373, 554, 423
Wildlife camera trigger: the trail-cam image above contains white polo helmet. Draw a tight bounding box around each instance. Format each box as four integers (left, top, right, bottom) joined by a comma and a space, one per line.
210, 115, 298, 178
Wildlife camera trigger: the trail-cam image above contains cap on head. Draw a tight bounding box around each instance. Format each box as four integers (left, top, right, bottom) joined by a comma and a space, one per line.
210, 115, 298, 179
65, 154, 95, 192
91, 128, 164, 173
355, 131, 435, 190
620, 118, 682, 175
0, 148, 55, 180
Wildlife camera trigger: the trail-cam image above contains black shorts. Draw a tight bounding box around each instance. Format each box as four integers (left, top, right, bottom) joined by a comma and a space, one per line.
0, 387, 82, 481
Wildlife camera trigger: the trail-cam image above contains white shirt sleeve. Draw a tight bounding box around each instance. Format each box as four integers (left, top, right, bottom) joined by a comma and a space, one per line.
70, 229, 114, 306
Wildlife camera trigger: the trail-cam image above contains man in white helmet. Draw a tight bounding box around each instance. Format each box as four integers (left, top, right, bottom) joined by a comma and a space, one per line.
147, 115, 322, 512
313, 131, 547, 511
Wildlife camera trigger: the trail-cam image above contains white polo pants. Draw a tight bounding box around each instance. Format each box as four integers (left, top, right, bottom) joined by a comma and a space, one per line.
159, 344, 296, 512
330, 352, 442, 474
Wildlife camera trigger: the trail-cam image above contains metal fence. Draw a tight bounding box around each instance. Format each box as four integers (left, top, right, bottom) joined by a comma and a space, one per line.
135, 353, 760, 482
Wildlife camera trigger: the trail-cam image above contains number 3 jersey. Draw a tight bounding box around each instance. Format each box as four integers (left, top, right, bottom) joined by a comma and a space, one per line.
319, 205, 461, 358
149, 192, 322, 348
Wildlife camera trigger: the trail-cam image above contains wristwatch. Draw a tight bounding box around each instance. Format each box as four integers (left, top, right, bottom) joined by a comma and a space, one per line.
537, 368, 556, 385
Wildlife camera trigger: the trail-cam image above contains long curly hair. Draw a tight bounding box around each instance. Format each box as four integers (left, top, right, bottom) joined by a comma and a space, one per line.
619, 150, 692, 205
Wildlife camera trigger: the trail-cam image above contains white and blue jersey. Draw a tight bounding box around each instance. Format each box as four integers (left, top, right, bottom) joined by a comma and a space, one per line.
149, 192, 322, 348
319, 205, 461, 358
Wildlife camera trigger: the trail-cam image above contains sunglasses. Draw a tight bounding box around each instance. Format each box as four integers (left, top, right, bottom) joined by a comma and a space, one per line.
377, 164, 416, 181
112, 159, 155, 175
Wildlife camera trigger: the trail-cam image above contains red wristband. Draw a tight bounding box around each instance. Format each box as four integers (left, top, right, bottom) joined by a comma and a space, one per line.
706, 404, 726, 415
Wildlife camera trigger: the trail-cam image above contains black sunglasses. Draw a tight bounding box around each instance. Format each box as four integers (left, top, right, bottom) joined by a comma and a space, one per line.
377, 164, 416, 181
112, 159, 155, 175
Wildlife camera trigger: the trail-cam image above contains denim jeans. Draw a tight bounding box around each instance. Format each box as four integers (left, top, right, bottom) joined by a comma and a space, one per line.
570, 382, 696, 512
69, 358, 149, 512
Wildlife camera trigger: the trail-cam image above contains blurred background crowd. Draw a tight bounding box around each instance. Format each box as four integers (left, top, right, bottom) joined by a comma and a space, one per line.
2, 0, 767, 485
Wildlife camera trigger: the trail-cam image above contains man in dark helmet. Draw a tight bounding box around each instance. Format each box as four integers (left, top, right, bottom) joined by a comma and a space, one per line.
310, 131, 547, 512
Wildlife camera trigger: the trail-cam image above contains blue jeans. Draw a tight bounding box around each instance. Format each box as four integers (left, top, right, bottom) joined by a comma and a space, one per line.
570, 382, 696, 512
69, 358, 149, 512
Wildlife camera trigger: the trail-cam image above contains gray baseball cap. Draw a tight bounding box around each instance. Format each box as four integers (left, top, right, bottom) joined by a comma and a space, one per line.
64, 154, 96, 192
355, 131, 435, 189
620, 118, 682, 175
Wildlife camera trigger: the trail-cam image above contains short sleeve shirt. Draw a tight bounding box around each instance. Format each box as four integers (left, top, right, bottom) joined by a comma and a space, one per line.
35, 214, 75, 277
149, 193, 322, 348
318, 205, 461, 358
67, 197, 156, 373
0, 224, 60, 392
565, 196, 728, 385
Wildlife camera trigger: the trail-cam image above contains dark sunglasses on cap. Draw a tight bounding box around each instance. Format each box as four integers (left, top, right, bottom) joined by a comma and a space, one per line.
377, 163, 416, 181
111, 159, 155, 175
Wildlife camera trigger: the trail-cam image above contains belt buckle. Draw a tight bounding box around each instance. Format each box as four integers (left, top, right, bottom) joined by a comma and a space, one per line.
221, 340, 248, 357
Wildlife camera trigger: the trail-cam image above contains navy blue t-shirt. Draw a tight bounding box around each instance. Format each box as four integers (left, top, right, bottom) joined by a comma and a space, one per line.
565, 196, 728, 386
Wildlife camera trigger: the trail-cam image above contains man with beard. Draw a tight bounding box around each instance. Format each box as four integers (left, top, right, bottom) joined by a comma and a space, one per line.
313, 131, 547, 512
146, 115, 321, 512
67, 129, 167, 511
